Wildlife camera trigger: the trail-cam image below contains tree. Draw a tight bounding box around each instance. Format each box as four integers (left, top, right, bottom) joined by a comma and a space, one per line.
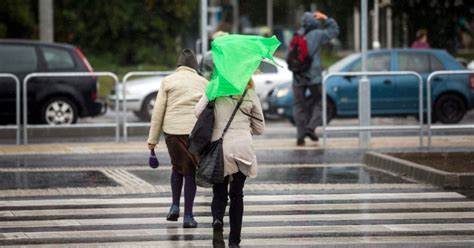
54, 0, 198, 65
0, 0, 37, 39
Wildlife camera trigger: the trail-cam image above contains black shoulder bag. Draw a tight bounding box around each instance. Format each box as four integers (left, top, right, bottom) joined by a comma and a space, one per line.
196, 89, 248, 188
188, 100, 215, 156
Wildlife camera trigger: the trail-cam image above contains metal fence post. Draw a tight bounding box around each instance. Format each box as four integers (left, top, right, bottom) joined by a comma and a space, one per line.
22, 72, 120, 144
0, 73, 21, 145
426, 70, 474, 147
322, 71, 423, 148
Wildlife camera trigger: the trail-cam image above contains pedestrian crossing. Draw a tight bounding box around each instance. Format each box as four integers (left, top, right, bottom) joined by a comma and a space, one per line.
1, 181, 474, 247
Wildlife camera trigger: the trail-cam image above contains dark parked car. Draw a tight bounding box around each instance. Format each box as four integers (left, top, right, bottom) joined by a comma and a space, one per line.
266, 49, 474, 124
0, 39, 104, 125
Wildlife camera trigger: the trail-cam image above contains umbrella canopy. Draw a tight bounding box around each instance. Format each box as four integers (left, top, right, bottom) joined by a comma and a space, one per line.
205, 34, 281, 100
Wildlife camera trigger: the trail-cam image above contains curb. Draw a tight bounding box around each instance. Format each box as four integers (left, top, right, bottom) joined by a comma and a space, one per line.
364, 152, 474, 189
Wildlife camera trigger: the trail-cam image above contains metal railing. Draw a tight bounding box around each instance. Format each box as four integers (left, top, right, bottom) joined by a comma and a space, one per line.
427, 70, 474, 147
322, 71, 424, 148
0, 73, 21, 145
23, 72, 120, 144
121, 71, 173, 142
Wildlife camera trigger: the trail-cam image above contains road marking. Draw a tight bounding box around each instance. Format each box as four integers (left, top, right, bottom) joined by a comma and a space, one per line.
2, 223, 474, 240
2, 212, 474, 229
0, 183, 435, 197
0, 192, 463, 207
2, 201, 474, 217
0, 163, 365, 172
5, 235, 474, 247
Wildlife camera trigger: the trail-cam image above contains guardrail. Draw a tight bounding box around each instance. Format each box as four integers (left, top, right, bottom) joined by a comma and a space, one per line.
426, 70, 474, 147
0, 73, 21, 145
23, 72, 120, 144
121, 71, 173, 142
322, 71, 424, 148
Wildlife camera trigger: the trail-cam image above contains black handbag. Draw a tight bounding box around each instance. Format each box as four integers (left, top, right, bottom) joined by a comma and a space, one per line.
195, 89, 248, 188
188, 101, 215, 156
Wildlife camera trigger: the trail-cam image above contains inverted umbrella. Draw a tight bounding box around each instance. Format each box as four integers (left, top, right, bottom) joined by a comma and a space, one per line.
205, 35, 281, 100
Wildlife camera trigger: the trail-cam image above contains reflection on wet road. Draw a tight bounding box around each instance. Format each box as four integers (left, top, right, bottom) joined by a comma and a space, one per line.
0, 122, 473, 247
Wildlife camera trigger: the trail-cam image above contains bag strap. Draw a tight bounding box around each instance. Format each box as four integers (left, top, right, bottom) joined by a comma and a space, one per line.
239, 109, 263, 122
221, 88, 249, 138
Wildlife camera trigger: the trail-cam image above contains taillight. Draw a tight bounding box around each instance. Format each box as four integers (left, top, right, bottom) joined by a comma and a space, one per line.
470, 74, 474, 90
74, 47, 96, 80
91, 90, 97, 102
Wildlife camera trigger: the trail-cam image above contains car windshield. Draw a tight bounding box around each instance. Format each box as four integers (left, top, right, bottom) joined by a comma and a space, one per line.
327, 53, 359, 73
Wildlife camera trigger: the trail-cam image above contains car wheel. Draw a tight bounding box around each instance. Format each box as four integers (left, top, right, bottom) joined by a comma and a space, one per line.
434, 94, 466, 124
139, 93, 157, 121
41, 97, 78, 125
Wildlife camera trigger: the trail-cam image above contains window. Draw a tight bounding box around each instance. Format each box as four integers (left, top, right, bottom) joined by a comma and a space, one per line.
41, 47, 75, 70
0, 44, 37, 72
350, 54, 391, 72
259, 61, 277, 73
430, 55, 444, 71
398, 53, 430, 73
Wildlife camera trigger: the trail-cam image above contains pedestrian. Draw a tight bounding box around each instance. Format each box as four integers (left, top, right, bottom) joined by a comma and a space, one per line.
291, 11, 339, 146
147, 48, 208, 228
196, 78, 264, 248
411, 29, 430, 49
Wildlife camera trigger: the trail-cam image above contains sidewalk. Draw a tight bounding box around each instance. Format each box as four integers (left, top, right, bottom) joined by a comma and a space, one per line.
0, 135, 473, 155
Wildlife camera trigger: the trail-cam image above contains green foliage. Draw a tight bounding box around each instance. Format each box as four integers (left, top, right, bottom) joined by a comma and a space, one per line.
0, 0, 37, 38
0, 0, 198, 67
54, 0, 198, 66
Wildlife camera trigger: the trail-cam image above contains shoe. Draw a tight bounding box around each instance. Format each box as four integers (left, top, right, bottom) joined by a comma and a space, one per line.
296, 138, 305, 146
183, 215, 198, 228
166, 205, 179, 221
305, 129, 319, 141
212, 229, 225, 248
212, 219, 223, 231
228, 243, 240, 248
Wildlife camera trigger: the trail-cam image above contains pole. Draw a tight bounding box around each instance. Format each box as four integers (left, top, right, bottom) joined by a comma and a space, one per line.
386, 3, 392, 48
372, 0, 380, 49
353, 5, 360, 52
201, 0, 208, 54
359, 0, 370, 148
232, 0, 239, 33
39, 0, 54, 42
266, 0, 273, 35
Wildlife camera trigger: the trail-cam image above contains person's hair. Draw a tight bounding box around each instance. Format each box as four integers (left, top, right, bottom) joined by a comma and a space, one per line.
212, 31, 229, 40
177, 48, 198, 71
247, 78, 255, 90
416, 29, 428, 40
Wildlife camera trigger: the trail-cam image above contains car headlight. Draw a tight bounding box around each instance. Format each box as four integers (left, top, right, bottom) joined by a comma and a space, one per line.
276, 87, 289, 98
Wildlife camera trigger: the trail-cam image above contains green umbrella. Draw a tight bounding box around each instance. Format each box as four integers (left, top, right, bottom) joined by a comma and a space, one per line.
205, 34, 281, 100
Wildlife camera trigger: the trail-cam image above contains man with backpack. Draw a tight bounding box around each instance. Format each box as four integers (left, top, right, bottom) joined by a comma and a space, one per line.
287, 11, 339, 146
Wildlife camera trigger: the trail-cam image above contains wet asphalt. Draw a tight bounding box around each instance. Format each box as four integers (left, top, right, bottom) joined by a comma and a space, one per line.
1, 117, 474, 247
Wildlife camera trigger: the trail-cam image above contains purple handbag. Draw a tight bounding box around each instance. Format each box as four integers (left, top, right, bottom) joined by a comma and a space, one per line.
149, 149, 159, 169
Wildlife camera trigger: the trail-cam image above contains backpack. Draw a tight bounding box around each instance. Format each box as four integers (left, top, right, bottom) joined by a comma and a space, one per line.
286, 30, 315, 74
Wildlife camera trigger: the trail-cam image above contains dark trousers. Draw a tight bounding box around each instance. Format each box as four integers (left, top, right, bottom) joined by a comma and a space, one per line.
292, 84, 322, 140
212, 171, 247, 244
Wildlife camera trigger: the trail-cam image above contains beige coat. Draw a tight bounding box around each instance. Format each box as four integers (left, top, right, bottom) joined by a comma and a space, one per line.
147, 66, 208, 145
195, 88, 265, 178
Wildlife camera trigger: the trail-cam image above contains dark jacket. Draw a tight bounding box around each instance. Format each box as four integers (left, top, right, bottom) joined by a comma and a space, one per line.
293, 12, 339, 86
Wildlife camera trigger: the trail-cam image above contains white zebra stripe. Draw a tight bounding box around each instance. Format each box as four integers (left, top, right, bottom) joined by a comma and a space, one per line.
0, 192, 464, 207
2, 212, 474, 229
2, 201, 474, 217
2, 223, 474, 240
8, 235, 474, 247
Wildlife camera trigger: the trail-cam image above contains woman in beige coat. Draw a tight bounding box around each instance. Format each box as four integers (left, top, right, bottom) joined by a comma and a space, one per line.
195, 79, 264, 247
148, 48, 208, 228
